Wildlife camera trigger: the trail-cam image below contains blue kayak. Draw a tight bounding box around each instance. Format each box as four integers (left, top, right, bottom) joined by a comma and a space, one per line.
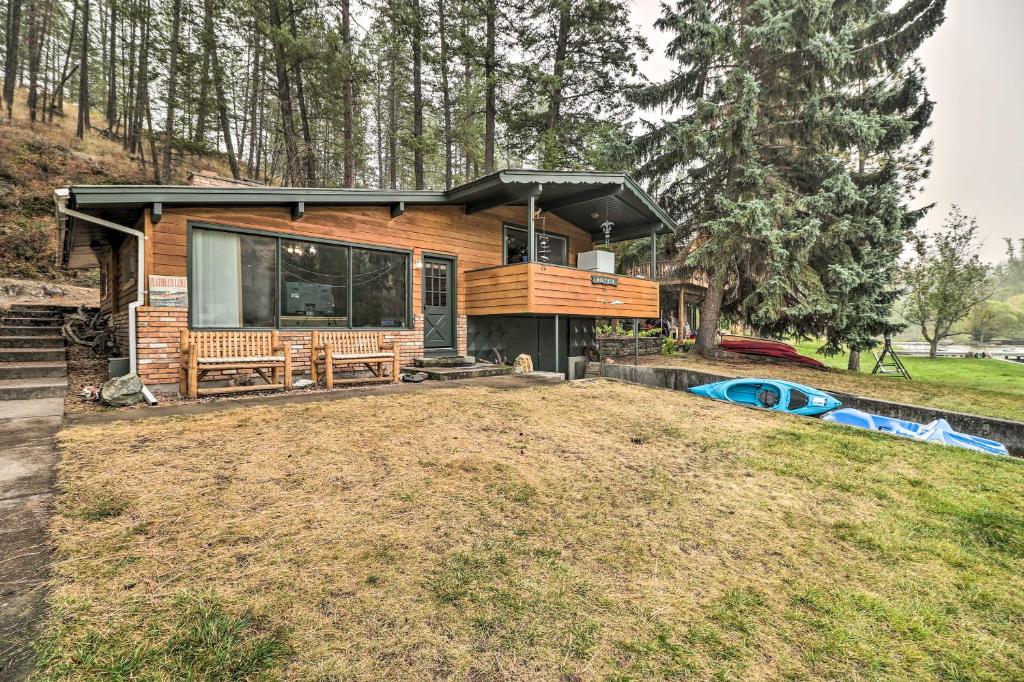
689, 378, 841, 417
822, 408, 1009, 456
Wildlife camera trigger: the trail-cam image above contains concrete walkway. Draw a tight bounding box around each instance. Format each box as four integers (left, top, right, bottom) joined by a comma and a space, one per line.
0, 305, 67, 680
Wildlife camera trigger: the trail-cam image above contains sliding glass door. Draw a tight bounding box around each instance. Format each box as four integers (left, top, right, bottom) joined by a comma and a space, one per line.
189, 225, 410, 330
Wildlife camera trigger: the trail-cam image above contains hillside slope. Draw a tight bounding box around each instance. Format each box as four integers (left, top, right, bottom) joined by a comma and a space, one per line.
0, 90, 233, 284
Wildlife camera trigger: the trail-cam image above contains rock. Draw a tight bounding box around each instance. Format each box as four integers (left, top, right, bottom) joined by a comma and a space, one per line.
1, 283, 24, 297
513, 353, 534, 374
293, 378, 314, 388
402, 372, 429, 383
100, 373, 143, 407
41, 284, 64, 297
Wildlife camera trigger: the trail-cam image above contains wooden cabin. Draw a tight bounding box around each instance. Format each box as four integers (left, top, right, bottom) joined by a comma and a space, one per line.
55, 170, 674, 393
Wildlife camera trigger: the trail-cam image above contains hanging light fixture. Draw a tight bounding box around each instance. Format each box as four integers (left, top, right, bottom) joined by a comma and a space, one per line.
535, 209, 551, 263
599, 195, 615, 244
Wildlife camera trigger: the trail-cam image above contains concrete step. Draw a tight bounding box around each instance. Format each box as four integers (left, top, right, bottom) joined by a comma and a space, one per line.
4, 307, 64, 318
401, 363, 514, 381
0, 326, 62, 336
0, 335, 65, 349
413, 355, 476, 368
0, 348, 65, 362
0, 362, 67, 380
0, 378, 67, 401
0, 397, 64, 419
0, 316, 62, 327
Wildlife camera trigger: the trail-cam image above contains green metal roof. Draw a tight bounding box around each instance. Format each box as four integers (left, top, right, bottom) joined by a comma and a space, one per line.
65, 169, 676, 244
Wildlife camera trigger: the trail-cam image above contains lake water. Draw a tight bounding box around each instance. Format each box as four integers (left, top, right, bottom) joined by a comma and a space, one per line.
894, 341, 1024, 359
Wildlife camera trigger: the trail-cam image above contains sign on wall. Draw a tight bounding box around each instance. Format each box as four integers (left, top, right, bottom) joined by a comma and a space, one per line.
591, 274, 618, 286
149, 275, 188, 307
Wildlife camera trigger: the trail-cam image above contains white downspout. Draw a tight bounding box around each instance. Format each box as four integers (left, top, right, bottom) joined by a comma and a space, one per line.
54, 195, 157, 405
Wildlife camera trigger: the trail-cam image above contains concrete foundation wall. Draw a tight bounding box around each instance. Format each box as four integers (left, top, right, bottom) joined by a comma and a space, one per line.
599, 363, 1024, 456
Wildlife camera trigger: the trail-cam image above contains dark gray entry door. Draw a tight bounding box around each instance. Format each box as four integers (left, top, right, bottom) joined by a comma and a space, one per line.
423, 257, 454, 350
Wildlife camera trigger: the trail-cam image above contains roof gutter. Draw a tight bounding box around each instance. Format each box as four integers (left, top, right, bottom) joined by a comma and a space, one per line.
53, 195, 157, 405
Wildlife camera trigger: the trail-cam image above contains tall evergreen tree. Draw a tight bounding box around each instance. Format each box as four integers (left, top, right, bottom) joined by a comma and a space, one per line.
633, 0, 946, 357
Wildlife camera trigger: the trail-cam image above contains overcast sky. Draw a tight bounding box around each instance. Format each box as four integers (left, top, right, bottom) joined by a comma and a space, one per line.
628, 0, 1023, 263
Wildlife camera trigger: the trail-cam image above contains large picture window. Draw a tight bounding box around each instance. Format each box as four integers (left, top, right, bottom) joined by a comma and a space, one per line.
504, 225, 568, 266
190, 226, 409, 329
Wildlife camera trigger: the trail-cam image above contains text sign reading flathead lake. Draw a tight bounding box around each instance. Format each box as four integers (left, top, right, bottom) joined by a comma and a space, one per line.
591, 275, 618, 286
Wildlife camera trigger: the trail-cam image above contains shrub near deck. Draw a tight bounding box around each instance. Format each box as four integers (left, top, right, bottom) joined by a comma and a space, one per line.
42, 381, 1024, 680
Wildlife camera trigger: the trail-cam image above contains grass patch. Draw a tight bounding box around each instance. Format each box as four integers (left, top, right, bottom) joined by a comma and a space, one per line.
45, 381, 1024, 679
647, 349, 1024, 422
35, 592, 289, 680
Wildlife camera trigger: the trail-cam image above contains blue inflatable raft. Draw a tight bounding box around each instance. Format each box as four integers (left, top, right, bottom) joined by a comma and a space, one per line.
689, 378, 841, 417
822, 408, 1009, 456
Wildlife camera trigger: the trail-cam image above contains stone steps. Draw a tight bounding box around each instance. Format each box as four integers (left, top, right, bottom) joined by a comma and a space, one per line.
3, 308, 63, 318
0, 335, 65, 348
0, 378, 69, 401
0, 326, 62, 337
413, 355, 476, 368
0, 362, 67, 380
0, 316, 62, 327
401, 363, 514, 381
0, 347, 66, 362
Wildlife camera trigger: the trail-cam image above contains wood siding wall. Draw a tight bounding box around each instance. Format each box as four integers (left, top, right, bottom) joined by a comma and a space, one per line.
144, 204, 593, 317
464, 263, 659, 318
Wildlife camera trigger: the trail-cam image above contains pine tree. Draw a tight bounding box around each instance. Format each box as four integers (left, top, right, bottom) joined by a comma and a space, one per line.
633, 0, 946, 357
509, 0, 647, 169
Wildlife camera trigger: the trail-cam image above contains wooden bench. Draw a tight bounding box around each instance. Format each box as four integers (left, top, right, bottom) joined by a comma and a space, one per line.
179, 330, 292, 398
311, 331, 401, 388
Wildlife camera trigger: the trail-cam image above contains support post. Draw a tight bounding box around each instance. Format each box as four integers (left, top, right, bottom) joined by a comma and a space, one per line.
527, 193, 537, 263
678, 287, 686, 338
554, 315, 559, 375
650, 225, 658, 278
633, 318, 639, 365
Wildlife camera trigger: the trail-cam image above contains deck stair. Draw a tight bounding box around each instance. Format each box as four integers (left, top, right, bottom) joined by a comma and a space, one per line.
403, 355, 514, 380
0, 305, 68, 418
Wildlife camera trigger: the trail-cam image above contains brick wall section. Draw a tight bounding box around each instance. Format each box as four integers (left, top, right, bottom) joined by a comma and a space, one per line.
134, 306, 467, 391
111, 310, 130, 357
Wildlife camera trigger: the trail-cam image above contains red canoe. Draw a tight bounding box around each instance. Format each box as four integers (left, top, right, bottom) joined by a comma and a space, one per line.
719, 337, 826, 369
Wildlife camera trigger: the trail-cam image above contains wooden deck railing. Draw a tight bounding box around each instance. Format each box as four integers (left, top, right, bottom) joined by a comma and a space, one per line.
465, 263, 659, 318
624, 261, 709, 287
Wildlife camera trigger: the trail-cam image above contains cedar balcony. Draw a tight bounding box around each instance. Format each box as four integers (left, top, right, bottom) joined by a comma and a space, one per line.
464, 262, 659, 319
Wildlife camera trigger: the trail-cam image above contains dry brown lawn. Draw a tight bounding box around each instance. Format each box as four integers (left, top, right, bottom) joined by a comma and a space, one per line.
40, 380, 1024, 680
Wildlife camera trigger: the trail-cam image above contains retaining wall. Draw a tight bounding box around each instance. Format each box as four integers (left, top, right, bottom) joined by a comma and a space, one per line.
597, 335, 662, 357
598, 363, 1024, 456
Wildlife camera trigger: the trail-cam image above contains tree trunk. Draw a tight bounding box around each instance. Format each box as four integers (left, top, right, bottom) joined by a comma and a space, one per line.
387, 49, 397, 189
3, 0, 23, 117
411, 0, 424, 189
695, 269, 725, 357
201, 0, 239, 179
104, 0, 116, 129
929, 337, 938, 358
25, 0, 41, 122
544, 0, 570, 160
287, 0, 315, 185
483, 0, 496, 174
267, 0, 299, 185
160, 0, 181, 182
438, 0, 452, 189
341, 0, 355, 187
76, 0, 90, 137
194, 49, 210, 144
847, 349, 860, 372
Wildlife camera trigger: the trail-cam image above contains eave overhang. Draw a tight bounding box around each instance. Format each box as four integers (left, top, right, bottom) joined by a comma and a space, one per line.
60, 169, 677, 267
